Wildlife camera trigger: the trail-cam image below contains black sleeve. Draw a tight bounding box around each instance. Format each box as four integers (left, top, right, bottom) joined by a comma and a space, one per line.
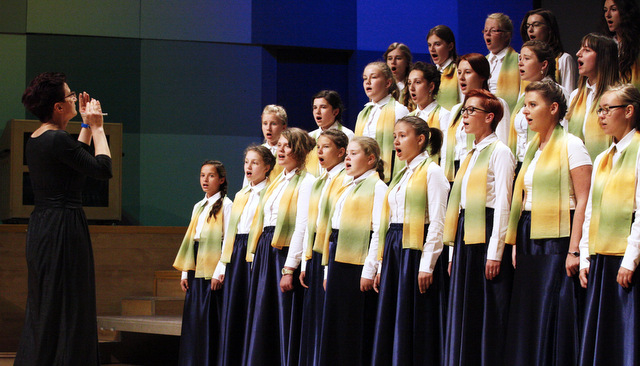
55, 130, 113, 180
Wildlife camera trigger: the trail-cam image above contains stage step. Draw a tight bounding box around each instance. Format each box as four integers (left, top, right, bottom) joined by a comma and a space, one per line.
121, 296, 184, 316
98, 315, 182, 336
0, 352, 15, 366
154, 270, 183, 297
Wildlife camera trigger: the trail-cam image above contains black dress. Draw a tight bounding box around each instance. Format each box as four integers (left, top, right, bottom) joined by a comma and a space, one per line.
14, 129, 112, 366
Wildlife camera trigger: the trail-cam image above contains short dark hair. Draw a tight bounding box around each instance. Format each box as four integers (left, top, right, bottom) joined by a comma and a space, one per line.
463, 89, 504, 131
312, 90, 345, 122
22, 72, 67, 122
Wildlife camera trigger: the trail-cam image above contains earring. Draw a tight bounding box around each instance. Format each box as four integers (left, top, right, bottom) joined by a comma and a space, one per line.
541, 70, 544, 76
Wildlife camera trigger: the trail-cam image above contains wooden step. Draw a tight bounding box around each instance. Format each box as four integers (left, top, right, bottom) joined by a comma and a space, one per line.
121, 296, 184, 316
0, 353, 14, 366
154, 270, 183, 297
98, 315, 182, 336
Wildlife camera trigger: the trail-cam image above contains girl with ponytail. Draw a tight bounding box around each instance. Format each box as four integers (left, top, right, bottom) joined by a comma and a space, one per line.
173, 160, 232, 366
372, 116, 450, 365
318, 136, 388, 365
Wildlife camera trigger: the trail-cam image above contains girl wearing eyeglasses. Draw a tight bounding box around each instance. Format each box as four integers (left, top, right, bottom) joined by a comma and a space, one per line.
578, 84, 640, 365
520, 8, 577, 92
484, 13, 521, 113
567, 33, 620, 161
443, 89, 516, 366
441, 53, 511, 183
505, 80, 592, 366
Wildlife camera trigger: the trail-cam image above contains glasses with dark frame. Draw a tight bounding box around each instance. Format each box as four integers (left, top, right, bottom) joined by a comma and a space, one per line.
461, 106, 491, 115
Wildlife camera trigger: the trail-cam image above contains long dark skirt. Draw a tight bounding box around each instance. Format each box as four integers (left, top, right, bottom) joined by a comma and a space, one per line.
444, 209, 514, 366
372, 224, 444, 366
298, 250, 325, 366
504, 211, 584, 366
178, 242, 223, 366
318, 230, 378, 366
14, 207, 99, 366
218, 234, 251, 366
243, 227, 303, 366
579, 254, 640, 366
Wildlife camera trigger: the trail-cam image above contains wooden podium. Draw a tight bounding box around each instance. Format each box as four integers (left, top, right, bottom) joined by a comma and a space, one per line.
0, 119, 122, 221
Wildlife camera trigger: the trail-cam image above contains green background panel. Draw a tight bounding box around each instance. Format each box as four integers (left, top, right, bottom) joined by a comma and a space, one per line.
140, 40, 263, 136
138, 133, 260, 226
25, 34, 141, 133
26, 0, 140, 38
0, 35, 27, 136
0, 0, 27, 33
122, 132, 141, 224
140, 0, 251, 43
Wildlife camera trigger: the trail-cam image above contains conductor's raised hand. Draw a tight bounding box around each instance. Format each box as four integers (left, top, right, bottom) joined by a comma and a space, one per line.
83, 98, 104, 129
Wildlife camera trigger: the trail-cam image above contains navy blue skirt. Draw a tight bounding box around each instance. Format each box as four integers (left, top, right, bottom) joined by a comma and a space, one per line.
319, 230, 378, 366
218, 234, 250, 366
444, 209, 514, 366
372, 223, 444, 366
178, 242, 223, 366
579, 254, 640, 365
243, 227, 303, 366
504, 211, 584, 366
298, 249, 325, 366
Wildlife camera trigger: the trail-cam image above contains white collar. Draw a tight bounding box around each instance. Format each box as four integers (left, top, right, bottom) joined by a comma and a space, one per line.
350, 168, 376, 185
249, 178, 267, 193
202, 191, 222, 206
438, 58, 453, 71
612, 128, 637, 152
405, 151, 429, 172
472, 133, 498, 151
327, 162, 345, 178
489, 47, 509, 61
366, 94, 392, 108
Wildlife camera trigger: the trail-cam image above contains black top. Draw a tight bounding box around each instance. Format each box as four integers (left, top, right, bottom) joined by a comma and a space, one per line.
26, 129, 112, 208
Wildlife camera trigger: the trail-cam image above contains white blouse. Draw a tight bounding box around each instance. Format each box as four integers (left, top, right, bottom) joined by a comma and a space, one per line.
329, 169, 388, 279
579, 129, 640, 272
386, 152, 450, 273
361, 94, 409, 139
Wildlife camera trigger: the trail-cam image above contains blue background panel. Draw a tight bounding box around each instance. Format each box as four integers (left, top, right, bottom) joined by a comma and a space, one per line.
140, 0, 252, 43
252, 0, 357, 50
140, 40, 263, 136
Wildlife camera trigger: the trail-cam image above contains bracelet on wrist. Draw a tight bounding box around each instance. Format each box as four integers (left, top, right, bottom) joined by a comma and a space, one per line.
81, 123, 90, 129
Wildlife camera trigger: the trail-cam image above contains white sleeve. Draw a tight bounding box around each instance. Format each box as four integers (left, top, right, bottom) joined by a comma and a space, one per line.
486, 145, 516, 261
212, 262, 226, 280
567, 134, 593, 169
300, 229, 309, 272
558, 53, 577, 94
361, 180, 389, 279
284, 175, 314, 269
622, 150, 640, 271
395, 103, 410, 122
495, 98, 511, 146
181, 271, 188, 280
579, 156, 598, 270
419, 163, 450, 273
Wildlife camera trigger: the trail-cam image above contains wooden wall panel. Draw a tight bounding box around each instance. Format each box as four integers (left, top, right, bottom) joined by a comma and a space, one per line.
0, 225, 186, 351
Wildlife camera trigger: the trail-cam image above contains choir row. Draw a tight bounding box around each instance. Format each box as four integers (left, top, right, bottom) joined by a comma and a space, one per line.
174, 80, 640, 366
173, 3, 640, 365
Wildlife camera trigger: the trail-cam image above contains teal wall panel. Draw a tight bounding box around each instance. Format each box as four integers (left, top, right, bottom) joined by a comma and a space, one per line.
140, 40, 263, 136
0, 0, 27, 33
26, 0, 140, 38
0, 35, 27, 137
122, 132, 141, 224
139, 133, 260, 226
25, 35, 141, 133
141, 0, 251, 43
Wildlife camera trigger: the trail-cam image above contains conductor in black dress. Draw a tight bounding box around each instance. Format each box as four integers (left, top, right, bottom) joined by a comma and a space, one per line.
14, 72, 112, 366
